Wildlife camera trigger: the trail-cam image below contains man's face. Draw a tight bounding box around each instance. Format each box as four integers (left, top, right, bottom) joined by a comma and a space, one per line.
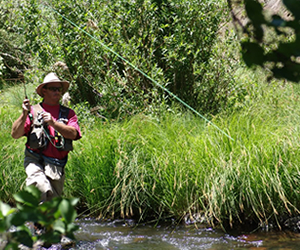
42, 83, 63, 104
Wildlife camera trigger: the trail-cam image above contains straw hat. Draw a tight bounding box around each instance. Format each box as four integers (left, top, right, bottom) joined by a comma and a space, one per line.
36, 72, 70, 97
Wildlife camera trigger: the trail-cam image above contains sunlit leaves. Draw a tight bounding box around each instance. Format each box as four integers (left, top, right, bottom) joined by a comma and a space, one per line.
0, 202, 15, 232
0, 186, 79, 248
0, 201, 14, 217
59, 199, 77, 224
13, 190, 39, 208
283, 0, 300, 20
11, 229, 33, 248
244, 0, 265, 41
53, 220, 65, 234
241, 41, 264, 67
16, 0, 231, 117
231, 0, 300, 82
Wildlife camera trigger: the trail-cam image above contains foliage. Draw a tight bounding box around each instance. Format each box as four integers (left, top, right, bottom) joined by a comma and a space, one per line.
3, 0, 300, 231
0, 0, 30, 86
0, 0, 239, 120
3, 77, 300, 229
66, 79, 300, 228
0, 103, 26, 204
0, 186, 79, 249
228, 0, 300, 83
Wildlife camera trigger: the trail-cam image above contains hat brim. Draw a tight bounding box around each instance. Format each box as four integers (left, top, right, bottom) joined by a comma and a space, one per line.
36, 81, 70, 97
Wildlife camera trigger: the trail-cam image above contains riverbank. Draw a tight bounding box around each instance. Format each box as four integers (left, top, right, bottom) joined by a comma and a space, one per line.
2, 78, 300, 231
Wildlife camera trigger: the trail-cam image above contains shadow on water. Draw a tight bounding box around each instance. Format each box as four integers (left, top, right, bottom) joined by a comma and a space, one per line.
43, 218, 300, 250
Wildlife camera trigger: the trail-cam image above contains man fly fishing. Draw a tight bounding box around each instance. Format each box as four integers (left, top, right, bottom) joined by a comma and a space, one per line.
11, 72, 82, 202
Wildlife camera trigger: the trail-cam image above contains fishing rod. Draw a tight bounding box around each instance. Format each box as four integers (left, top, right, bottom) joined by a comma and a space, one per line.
23, 81, 28, 99
23, 80, 33, 120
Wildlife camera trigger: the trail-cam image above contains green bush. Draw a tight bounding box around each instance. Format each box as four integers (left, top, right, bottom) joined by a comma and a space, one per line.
0, 186, 78, 249
0, 0, 29, 86
1, 0, 239, 119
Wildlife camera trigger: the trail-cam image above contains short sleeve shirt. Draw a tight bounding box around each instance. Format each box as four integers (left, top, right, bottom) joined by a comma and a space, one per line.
24, 103, 82, 160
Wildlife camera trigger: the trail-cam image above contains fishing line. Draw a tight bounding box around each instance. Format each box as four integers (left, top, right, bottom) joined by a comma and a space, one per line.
41, 2, 234, 141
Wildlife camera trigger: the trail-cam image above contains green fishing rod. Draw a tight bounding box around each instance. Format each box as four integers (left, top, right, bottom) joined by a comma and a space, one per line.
23, 81, 33, 121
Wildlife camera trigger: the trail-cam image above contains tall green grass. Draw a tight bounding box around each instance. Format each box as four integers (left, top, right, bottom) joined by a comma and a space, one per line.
0, 104, 27, 204
2, 79, 300, 229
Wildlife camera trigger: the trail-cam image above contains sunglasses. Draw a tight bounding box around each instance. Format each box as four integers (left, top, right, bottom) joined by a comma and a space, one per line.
44, 86, 63, 92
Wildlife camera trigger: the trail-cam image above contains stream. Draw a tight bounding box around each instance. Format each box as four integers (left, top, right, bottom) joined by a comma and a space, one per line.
47, 218, 300, 250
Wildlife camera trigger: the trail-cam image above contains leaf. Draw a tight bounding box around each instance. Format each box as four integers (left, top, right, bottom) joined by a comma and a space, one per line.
271, 15, 286, 28
39, 230, 61, 244
39, 198, 61, 214
244, 0, 266, 41
244, 0, 265, 24
283, 0, 300, 20
53, 220, 65, 234
11, 230, 33, 248
24, 185, 41, 200
14, 206, 41, 222
241, 41, 265, 67
272, 64, 300, 82
9, 212, 28, 227
13, 190, 39, 207
69, 197, 80, 207
254, 25, 264, 42
0, 219, 7, 232
277, 42, 300, 57
3, 242, 19, 250
59, 199, 77, 224
0, 201, 14, 217
65, 229, 77, 241
67, 223, 79, 234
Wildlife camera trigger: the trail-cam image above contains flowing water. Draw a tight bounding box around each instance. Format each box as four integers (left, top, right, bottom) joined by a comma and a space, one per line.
50, 218, 300, 250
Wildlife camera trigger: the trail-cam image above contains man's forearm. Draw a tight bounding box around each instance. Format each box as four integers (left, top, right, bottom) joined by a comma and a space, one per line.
11, 111, 27, 139
51, 121, 78, 140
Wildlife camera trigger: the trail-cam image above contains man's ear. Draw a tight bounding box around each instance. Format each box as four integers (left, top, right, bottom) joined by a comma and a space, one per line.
41, 88, 46, 97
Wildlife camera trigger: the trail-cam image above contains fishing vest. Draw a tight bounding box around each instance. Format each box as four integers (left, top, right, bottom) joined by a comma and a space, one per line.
27, 103, 73, 151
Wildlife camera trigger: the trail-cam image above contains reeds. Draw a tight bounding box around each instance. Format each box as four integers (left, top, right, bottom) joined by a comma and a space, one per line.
2, 82, 300, 228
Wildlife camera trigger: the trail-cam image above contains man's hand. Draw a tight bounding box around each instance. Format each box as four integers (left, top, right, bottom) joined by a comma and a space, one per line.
42, 112, 55, 126
11, 99, 31, 139
42, 112, 78, 140
22, 99, 31, 114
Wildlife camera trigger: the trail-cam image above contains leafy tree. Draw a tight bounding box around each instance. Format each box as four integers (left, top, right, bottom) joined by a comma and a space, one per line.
19, 0, 234, 117
0, 0, 31, 86
228, 0, 300, 83
2, 0, 239, 118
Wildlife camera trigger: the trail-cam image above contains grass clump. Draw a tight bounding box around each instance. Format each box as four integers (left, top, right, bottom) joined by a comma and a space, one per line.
2, 79, 300, 230
0, 103, 27, 204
